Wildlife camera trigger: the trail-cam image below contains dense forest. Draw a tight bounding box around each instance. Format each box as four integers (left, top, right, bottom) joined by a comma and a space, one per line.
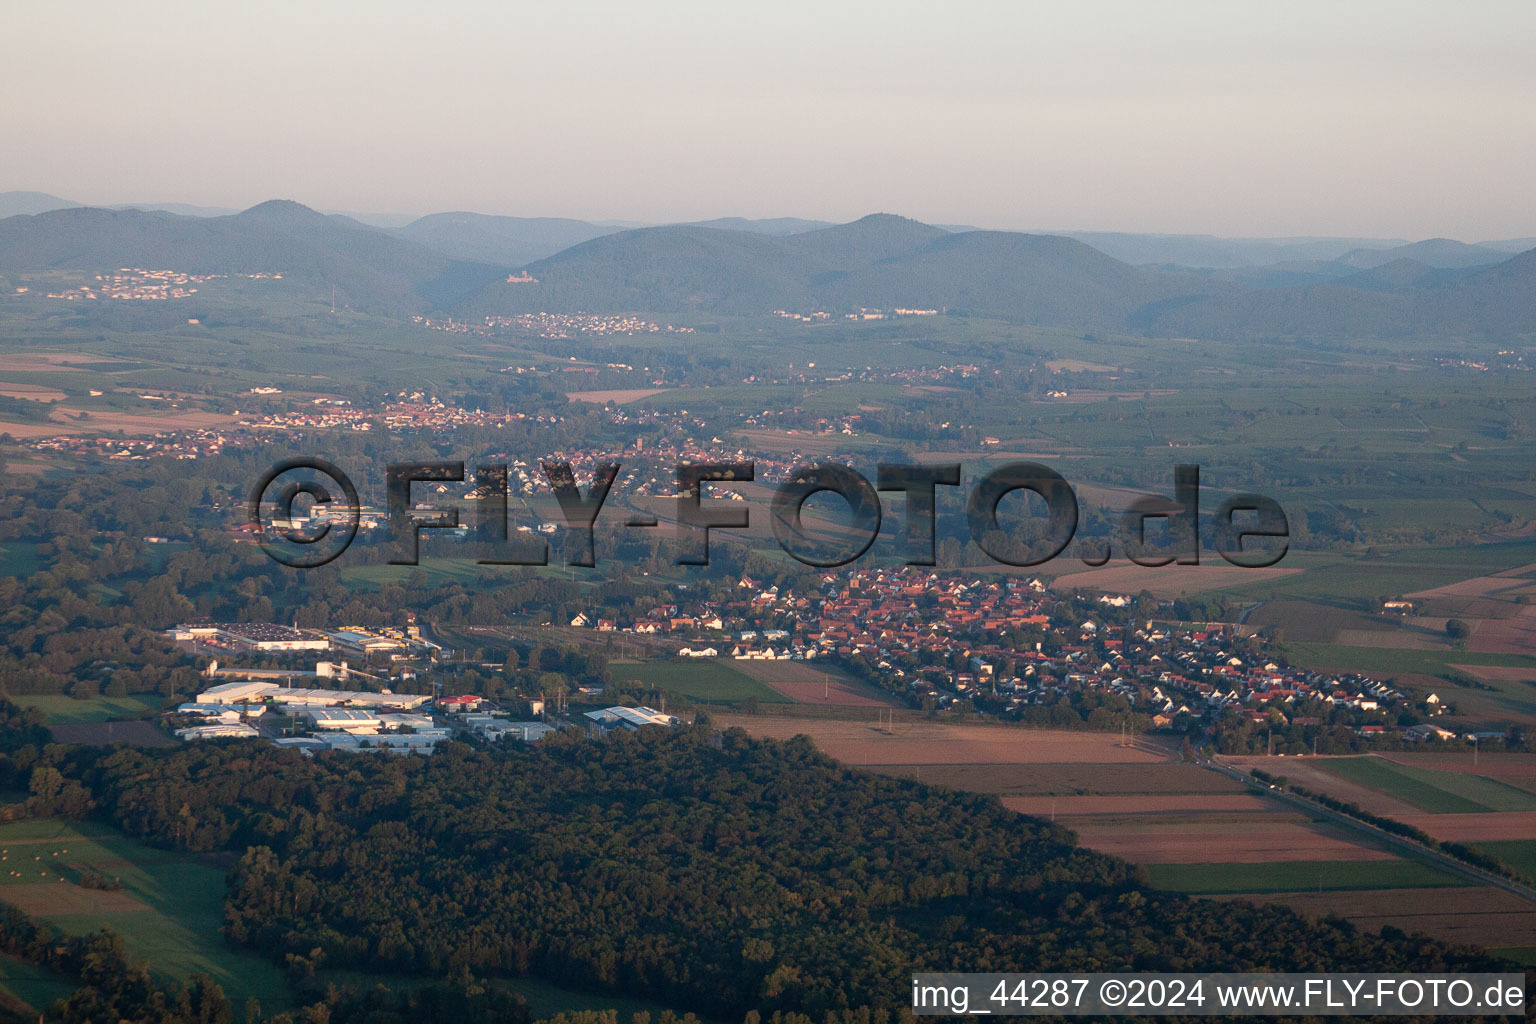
5, 716, 1504, 1021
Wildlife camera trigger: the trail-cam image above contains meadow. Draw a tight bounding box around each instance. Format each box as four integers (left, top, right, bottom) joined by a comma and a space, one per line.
0, 818, 292, 1009
0, 952, 76, 1017
1471, 839, 1536, 879
1320, 756, 1536, 814
10, 693, 163, 724
607, 659, 791, 706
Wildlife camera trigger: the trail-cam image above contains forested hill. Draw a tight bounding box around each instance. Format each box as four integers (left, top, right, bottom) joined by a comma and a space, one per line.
450, 212, 1536, 340
449, 214, 1236, 330
3, 201, 1534, 338
0, 201, 504, 315
48, 724, 1506, 1021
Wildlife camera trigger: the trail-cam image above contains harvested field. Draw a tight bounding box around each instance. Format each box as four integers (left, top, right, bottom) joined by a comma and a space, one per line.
1319, 755, 1536, 813
51, 408, 235, 434
1382, 752, 1536, 778
0, 353, 111, 372
1409, 576, 1532, 600
1044, 359, 1117, 372
1072, 818, 1394, 863
565, 388, 672, 403
1047, 560, 1302, 598
48, 720, 173, 747
1002, 794, 1273, 816
0, 383, 65, 401
0, 882, 148, 915
1470, 606, 1536, 656
734, 429, 866, 456
1153, 859, 1461, 894
711, 715, 1171, 765
869, 762, 1244, 796
0, 408, 237, 439
1217, 887, 1536, 949
1394, 811, 1536, 843
1334, 629, 1444, 648
1223, 756, 1422, 817
1038, 389, 1177, 403
731, 660, 898, 707
1447, 664, 1536, 684
0, 420, 74, 439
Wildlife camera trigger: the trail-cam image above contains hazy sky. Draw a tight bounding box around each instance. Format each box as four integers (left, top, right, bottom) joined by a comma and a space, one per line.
5, 0, 1534, 239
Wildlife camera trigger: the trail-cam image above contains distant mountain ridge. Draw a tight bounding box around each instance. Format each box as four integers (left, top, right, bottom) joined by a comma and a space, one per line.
1, 197, 1532, 339
450, 213, 1239, 329
0, 200, 499, 314
0, 191, 79, 218
1335, 238, 1509, 270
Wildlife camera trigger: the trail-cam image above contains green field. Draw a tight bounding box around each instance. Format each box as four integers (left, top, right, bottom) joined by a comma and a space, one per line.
0, 542, 44, 578
319, 969, 725, 1024
1320, 756, 1536, 814
0, 952, 77, 1017
1279, 643, 1536, 678
1471, 840, 1536, 880
609, 660, 792, 706
9, 693, 163, 725
1147, 859, 1466, 894
0, 818, 292, 1009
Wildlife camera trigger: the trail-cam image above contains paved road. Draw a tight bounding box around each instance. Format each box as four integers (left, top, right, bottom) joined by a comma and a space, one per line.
1204, 756, 1536, 904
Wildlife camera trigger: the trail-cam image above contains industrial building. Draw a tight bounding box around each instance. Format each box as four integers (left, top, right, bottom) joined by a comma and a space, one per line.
273, 731, 449, 756
196, 680, 431, 710
176, 722, 261, 741
176, 702, 266, 722
584, 706, 681, 733
171, 623, 329, 652
304, 708, 384, 733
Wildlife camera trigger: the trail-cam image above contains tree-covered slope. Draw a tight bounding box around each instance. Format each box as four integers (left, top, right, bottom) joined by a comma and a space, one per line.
64, 726, 1509, 1021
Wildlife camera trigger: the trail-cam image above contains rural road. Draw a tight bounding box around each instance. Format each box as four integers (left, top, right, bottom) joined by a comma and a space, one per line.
1205, 757, 1536, 904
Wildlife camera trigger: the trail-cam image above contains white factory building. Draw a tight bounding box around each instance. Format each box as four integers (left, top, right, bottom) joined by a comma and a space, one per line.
272, 731, 449, 755
197, 679, 431, 710
304, 708, 384, 733
460, 714, 558, 742
171, 623, 329, 652
176, 702, 267, 723
584, 706, 681, 733
176, 722, 261, 741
